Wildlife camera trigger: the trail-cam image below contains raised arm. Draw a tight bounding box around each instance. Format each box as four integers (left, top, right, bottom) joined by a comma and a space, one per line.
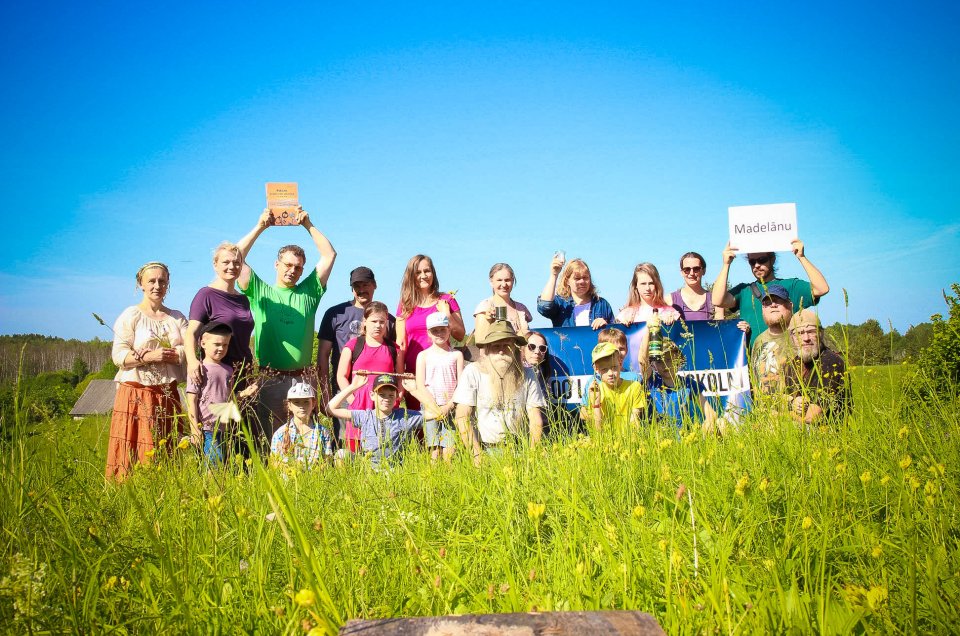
296, 209, 337, 288
791, 239, 830, 299
711, 243, 738, 309
327, 375, 366, 420
538, 254, 564, 304
236, 210, 273, 290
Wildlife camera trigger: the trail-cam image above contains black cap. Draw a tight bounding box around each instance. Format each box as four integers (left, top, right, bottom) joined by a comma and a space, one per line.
198, 321, 233, 338
350, 266, 376, 285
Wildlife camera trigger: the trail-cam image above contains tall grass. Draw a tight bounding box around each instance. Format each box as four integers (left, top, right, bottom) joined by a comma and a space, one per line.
1, 365, 958, 633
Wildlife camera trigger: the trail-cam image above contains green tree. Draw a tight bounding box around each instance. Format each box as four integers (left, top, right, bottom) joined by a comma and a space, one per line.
914, 283, 960, 391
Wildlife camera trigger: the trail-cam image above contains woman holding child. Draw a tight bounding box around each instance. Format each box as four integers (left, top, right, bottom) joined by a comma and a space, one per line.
106, 262, 188, 480
396, 255, 465, 407
473, 263, 533, 342
537, 255, 614, 328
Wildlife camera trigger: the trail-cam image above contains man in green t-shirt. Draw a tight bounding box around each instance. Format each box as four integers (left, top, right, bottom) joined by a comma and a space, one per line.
237, 208, 337, 443
711, 238, 829, 348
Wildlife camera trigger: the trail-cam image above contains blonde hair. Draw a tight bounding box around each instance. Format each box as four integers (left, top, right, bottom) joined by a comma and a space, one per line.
212, 242, 244, 266
398, 254, 440, 318
626, 262, 667, 308
597, 327, 627, 350
556, 259, 597, 299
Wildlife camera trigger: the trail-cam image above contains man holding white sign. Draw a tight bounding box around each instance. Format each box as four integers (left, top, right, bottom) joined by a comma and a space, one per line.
712, 203, 829, 347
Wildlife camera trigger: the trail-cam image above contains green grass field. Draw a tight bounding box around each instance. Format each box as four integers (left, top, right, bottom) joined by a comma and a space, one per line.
2, 364, 958, 634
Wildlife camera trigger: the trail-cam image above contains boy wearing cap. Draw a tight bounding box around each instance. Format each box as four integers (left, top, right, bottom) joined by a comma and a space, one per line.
581, 342, 646, 430
416, 312, 464, 461
270, 382, 332, 466
186, 322, 257, 464
327, 374, 441, 467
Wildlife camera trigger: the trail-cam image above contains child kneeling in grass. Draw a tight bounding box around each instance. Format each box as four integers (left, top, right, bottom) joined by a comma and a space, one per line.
270, 383, 332, 467
328, 373, 441, 468
581, 341, 646, 430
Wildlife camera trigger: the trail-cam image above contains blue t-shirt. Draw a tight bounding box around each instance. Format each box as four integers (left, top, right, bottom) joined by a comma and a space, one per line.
352, 409, 424, 466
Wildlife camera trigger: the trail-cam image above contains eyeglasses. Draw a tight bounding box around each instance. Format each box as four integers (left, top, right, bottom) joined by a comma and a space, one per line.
526, 344, 548, 354
761, 296, 786, 306
748, 256, 771, 266
681, 266, 702, 274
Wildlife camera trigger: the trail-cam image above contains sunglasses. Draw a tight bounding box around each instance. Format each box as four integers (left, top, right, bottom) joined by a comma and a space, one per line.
526, 343, 548, 354
681, 266, 702, 274
761, 296, 786, 306
748, 256, 771, 266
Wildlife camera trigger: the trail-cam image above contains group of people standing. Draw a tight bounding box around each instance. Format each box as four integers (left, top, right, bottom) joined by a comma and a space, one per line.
105, 207, 842, 478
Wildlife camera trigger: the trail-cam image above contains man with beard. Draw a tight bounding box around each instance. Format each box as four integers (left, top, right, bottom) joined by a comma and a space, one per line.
453, 321, 546, 464
750, 284, 795, 397
316, 266, 396, 445
712, 238, 829, 347
784, 309, 850, 424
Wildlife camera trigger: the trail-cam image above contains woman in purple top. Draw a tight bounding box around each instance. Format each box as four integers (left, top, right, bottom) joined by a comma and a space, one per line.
670, 251, 719, 321
184, 242, 256, 384
396, 254, 465, 408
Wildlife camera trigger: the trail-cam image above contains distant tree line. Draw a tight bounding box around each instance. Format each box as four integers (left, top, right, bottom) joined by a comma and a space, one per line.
825, 320, 934, 367
0, 334, 112, 383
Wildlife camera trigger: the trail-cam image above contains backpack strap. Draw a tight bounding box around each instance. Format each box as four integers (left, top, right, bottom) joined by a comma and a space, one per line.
351, 338, 398, 369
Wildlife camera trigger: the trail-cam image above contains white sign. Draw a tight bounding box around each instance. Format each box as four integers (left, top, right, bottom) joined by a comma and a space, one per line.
728, 203, 798, 252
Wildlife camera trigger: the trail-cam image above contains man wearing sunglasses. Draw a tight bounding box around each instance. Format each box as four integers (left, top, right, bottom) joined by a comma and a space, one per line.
711, 238, 829, 347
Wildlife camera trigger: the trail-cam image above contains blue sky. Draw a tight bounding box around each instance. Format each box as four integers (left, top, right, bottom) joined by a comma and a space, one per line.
1, 1, 957, 339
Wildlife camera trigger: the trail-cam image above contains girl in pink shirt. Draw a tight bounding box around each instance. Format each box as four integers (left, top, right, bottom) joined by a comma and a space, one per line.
617, 262, 681, 325
337, 302, 400, 452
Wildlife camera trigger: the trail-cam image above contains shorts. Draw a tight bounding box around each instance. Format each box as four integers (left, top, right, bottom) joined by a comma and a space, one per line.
424, 415, 455, 448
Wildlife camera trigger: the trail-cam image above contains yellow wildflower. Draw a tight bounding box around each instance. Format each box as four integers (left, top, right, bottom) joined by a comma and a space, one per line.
735, 475, 750, 497
802, 516, 813, 530
871, 544, 883, 559
899, 455, 912, 470
294, 588, 316, 607
897, 426, 909, 439
632, 505, 646, 518
659, 438, 673, 450
527, 502, 546, 522
860, 471, 872, 484
177, 437, 191, 450
880, 474, 891, 485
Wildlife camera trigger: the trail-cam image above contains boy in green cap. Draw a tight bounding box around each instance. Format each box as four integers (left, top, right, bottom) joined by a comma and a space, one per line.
580, 341, 646, 430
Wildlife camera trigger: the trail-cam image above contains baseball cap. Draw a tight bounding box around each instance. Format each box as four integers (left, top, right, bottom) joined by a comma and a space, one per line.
350, 266, 376, 285
287, 382, 316, 399
198, 320, 233, 339
372, 374, 398, 392
762, 284, 790, 302
426, 312, 450, 330
591, 341, 621, 364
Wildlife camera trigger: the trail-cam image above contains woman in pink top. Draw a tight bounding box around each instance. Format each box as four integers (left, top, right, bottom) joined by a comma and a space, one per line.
337, 302, 400, 452
473, 262, 533, 343
396, 255, 465, 407
617, 262, 681, 325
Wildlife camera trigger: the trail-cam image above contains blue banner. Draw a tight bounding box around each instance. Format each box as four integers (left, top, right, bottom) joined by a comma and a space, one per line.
536, 320, 751, 421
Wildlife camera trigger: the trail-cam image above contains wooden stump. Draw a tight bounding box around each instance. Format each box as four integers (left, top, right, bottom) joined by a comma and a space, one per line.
340, 610, 665, 635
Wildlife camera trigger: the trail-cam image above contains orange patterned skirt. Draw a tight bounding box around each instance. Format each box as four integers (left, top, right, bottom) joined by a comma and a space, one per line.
105, 381, 183, 480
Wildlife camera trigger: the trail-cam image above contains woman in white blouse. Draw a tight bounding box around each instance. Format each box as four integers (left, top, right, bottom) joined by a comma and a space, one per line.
105, 262, 188, 480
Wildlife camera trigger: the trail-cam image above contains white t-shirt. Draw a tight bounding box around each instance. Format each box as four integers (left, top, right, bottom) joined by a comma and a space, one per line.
572, 301, 592, 326
452, 363, 546, 444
